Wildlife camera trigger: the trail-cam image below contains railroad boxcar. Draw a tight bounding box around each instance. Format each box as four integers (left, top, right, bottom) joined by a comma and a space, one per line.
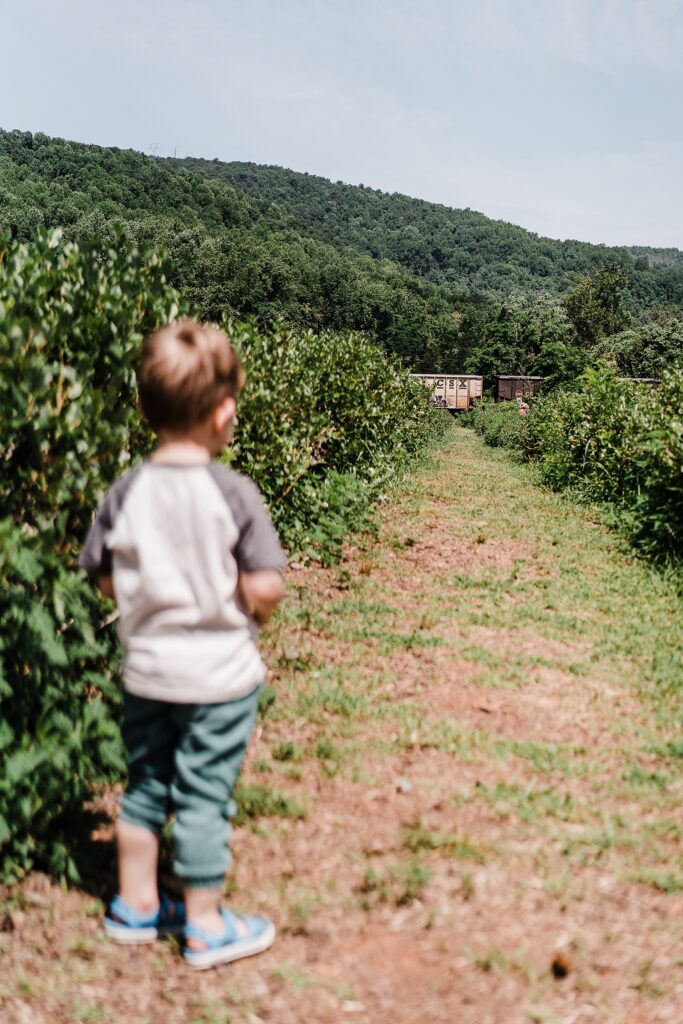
411, 374, 484, 411
496, 375, 660, 402
496, 375, 545, 401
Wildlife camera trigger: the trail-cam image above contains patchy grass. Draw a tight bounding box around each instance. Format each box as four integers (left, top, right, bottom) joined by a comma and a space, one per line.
402, 821, 487, 863
358, 859, 432, 909
468, 781, 576, 824
233, 781, 307, 826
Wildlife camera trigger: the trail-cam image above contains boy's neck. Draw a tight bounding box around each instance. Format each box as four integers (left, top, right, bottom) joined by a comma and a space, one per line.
150, 437, 213, 465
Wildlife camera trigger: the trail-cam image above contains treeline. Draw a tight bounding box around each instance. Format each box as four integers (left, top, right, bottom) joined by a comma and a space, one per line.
461, 267, 683, 387
1, 128, 682, 379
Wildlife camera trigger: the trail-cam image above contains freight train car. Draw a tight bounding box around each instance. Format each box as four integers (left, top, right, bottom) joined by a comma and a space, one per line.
496, 375, 660, 402
496, 375, 545, 401
411, 374, 484, 411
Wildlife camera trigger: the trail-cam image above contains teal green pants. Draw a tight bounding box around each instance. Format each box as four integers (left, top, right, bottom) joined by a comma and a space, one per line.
120, 687, 260, 889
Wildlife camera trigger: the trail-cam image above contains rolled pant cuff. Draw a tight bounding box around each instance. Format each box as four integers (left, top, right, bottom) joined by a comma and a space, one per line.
181, 874, 226, 890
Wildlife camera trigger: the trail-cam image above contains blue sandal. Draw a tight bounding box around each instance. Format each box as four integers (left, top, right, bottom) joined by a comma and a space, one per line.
104, 892, 186, 944
183, 908, 275, 970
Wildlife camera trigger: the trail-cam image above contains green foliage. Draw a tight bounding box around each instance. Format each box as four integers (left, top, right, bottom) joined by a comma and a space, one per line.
0, 230, 181, 881
464, 399, 528, 452
230, 319, 450, 559
463, 295, 578, 388
523, 369, 644, 495
468, 365, 683, 559
564, 264, 631, 347
626, 369, 683, 555
298, 471, 377, 565
594, 310, 683, 378
0, 129, 464, 371
530, 339, 590, 388
170, 156, 683, 310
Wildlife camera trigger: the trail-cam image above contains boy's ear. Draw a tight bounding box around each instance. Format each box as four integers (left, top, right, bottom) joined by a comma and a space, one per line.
214, 396, 237, 431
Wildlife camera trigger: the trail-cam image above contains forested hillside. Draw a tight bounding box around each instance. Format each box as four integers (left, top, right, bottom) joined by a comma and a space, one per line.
165, 157, 683, 308
0, 129, 467, 370
1, 128, 682, 379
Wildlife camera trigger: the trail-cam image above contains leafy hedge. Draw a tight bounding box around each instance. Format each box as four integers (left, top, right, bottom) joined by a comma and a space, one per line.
461, 399, 528, 452
464, 366, 683, 559
0, 231, 448, 881
231, 319, 446, 560
0, 230, 180, 880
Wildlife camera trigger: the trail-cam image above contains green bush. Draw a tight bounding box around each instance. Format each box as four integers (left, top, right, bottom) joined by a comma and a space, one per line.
0, 230, 181, 880
465, 365, 683, 559
230, 319, 449, 559
627, 369, 683, 555
464, 399, 528, 453
523, 368, 644, 496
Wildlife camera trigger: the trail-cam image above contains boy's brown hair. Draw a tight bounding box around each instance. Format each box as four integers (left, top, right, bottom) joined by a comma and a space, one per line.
138, 320, 245, 432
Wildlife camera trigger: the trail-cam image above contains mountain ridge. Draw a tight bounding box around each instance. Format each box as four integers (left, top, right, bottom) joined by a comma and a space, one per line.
165, 156, 683, 255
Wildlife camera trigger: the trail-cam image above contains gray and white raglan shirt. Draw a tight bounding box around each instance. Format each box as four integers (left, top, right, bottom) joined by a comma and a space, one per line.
80, 463, 286, 704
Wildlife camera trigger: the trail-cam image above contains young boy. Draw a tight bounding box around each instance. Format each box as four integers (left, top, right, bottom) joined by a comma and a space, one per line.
80, 320, 286, 969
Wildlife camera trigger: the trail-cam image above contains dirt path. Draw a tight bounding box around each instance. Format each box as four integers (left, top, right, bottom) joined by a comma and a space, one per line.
2, 429, 682, 1024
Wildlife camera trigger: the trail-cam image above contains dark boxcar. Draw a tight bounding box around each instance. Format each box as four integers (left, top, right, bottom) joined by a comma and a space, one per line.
496, 376, 545, 401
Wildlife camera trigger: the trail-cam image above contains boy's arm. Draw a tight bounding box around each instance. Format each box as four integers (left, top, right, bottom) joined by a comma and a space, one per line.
221, 472, 287, 623
239, 570, 285, 626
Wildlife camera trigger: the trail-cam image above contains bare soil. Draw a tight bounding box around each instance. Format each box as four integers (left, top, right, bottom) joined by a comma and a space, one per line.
2, 431, 681, 1024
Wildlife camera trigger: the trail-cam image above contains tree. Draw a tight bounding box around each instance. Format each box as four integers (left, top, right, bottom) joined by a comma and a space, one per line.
563, 264, 631, 348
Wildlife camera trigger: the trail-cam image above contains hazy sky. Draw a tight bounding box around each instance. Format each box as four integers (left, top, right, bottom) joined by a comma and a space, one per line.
1, 0, 681, 247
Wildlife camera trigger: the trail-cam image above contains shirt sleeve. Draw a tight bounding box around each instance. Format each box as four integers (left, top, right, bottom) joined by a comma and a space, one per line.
207, 465, 287, 573
234, 478, 287, 573
79, 468, 140, 577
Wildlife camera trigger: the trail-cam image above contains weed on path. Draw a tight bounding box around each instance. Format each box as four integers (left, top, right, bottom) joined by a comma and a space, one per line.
2, 429, 682, 1023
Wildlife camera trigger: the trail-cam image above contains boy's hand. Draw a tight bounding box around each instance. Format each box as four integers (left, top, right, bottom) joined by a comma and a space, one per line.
239, 570, 285, 626
98, 575, 115, 600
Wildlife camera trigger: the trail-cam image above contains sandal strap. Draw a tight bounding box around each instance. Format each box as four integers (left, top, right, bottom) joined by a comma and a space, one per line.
108, 891, 185, 929
185, 908, 244, 949
108, 894, 160, 928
